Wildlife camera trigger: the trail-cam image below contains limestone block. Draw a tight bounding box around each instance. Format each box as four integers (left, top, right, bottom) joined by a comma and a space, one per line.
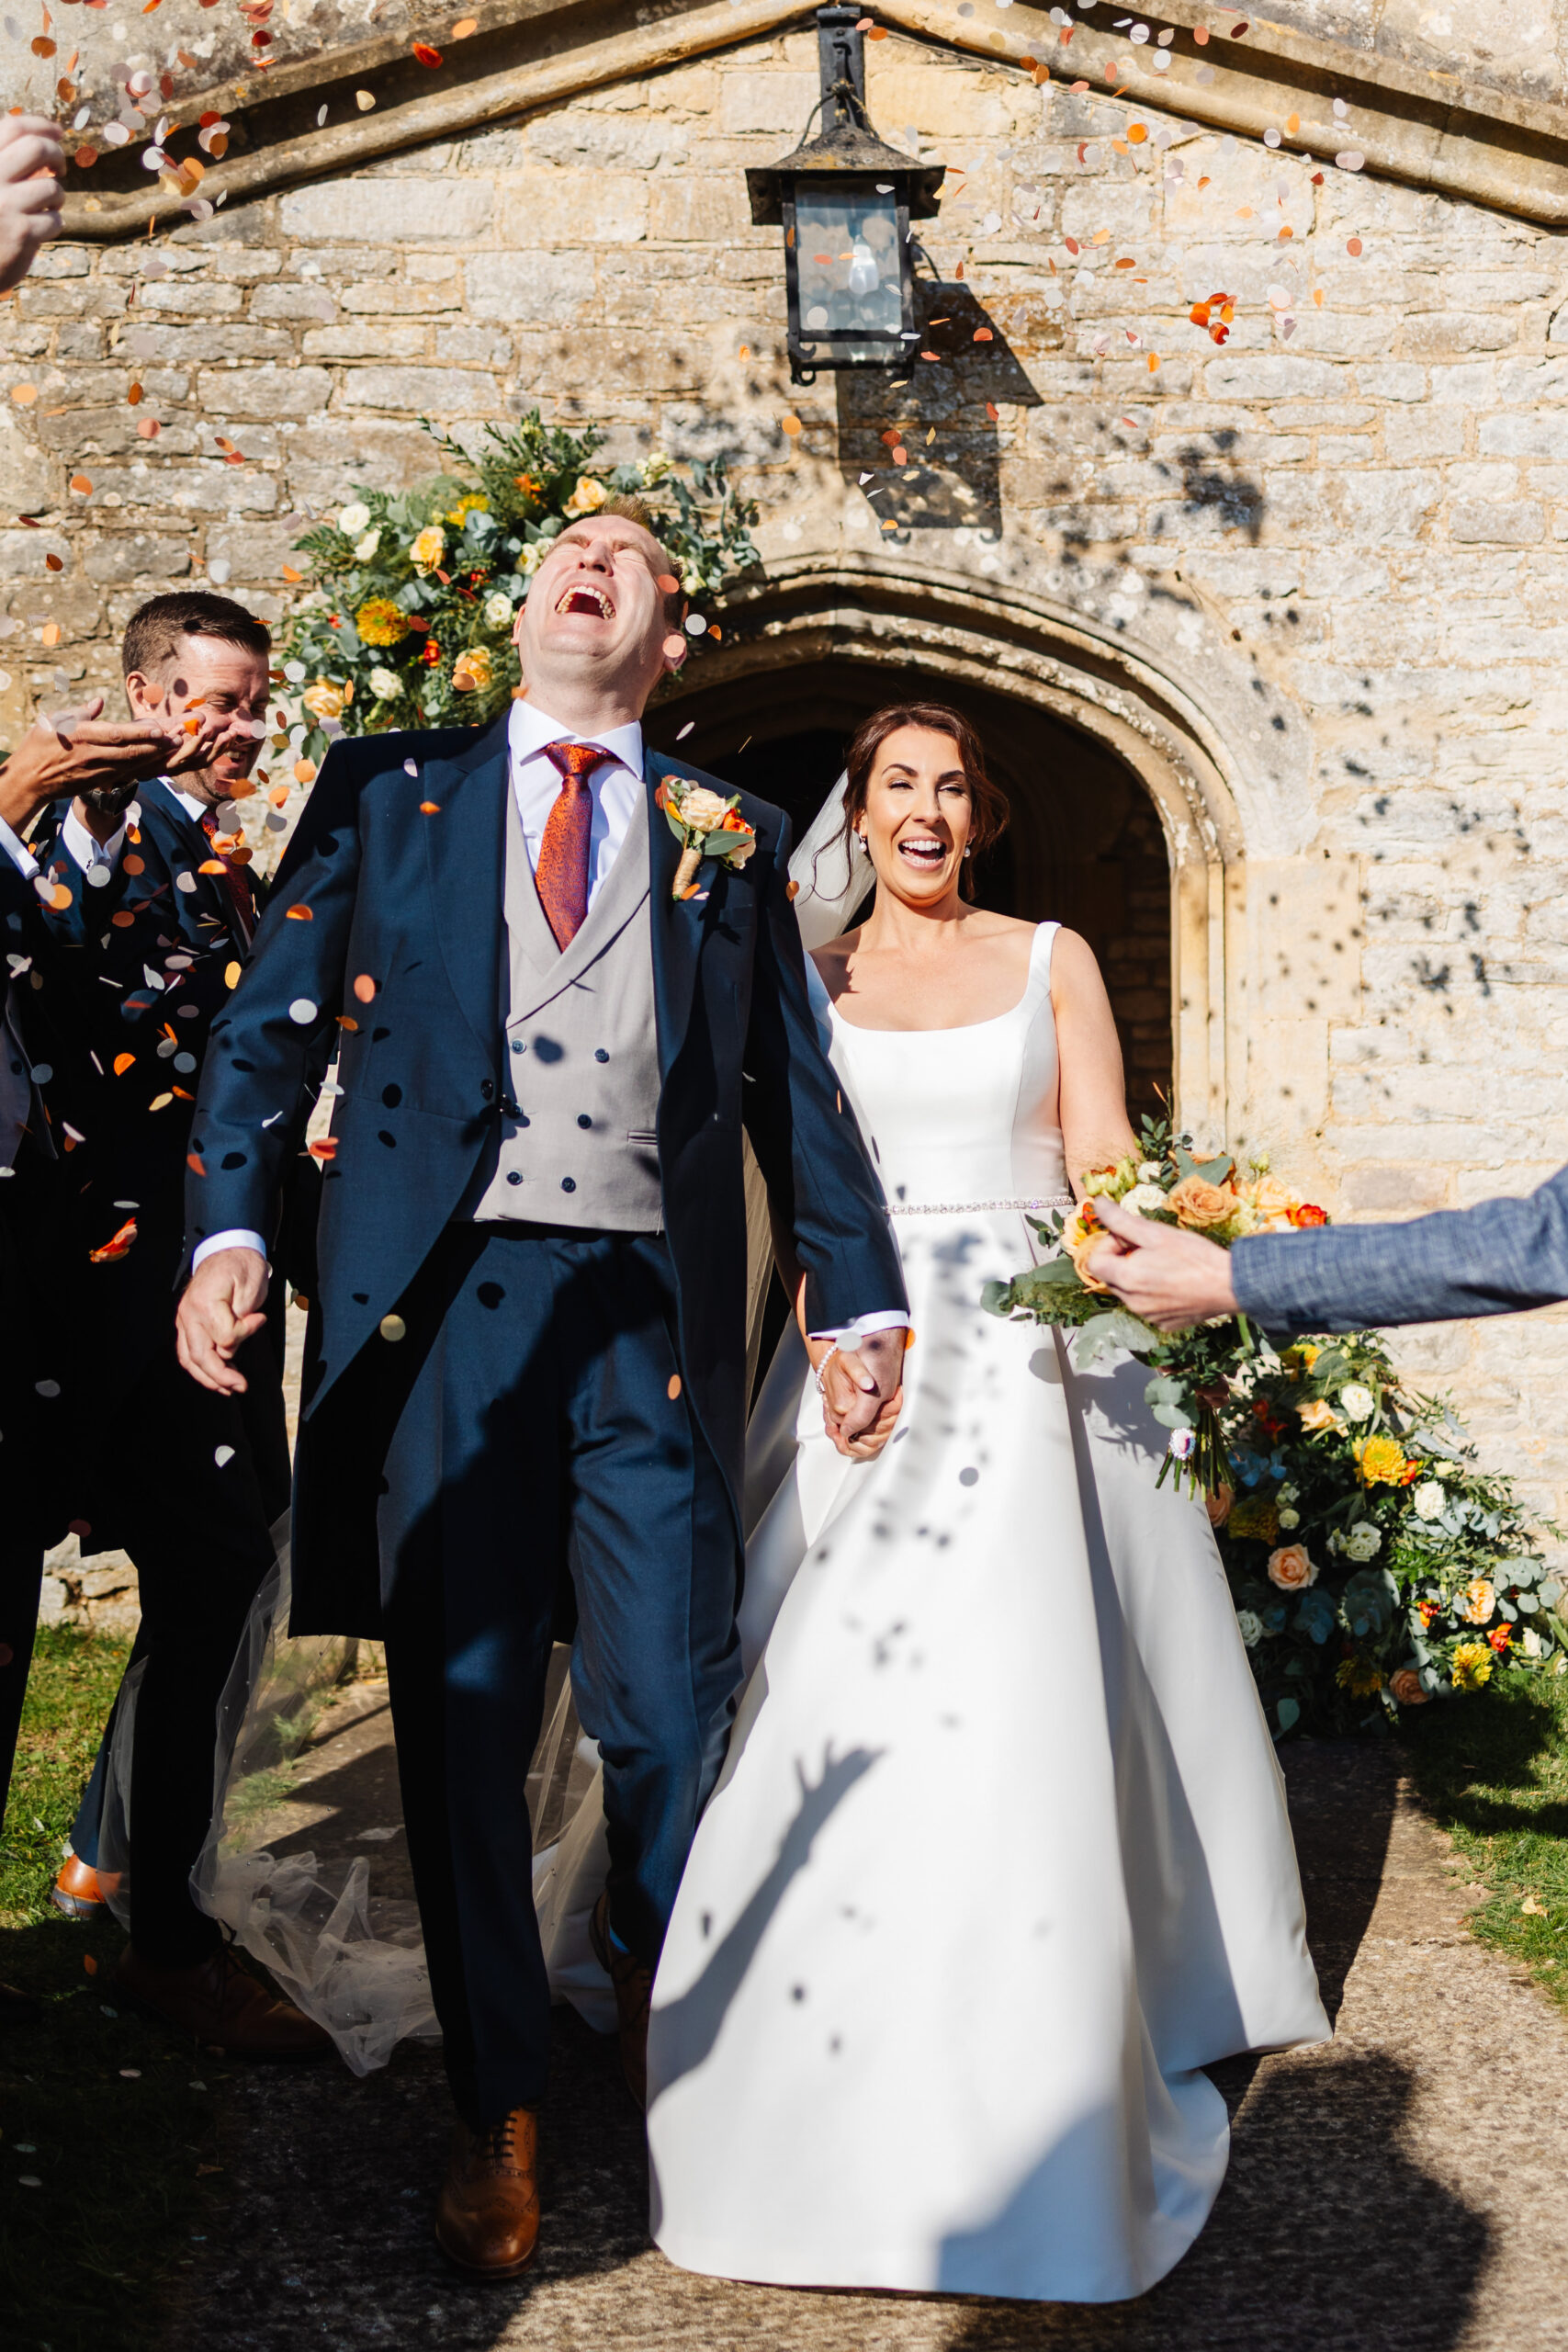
279, 179, 493, 243
649, 175, 754, 245
1386, 407, 1464, 458
1449, 500, 1545, 544
1250, 857, 1363, 1025
96, 463, 279, 515
302, 325, 428, 360
205, 523, 308, 577
336, 366, 504, 414
338, 279, 462, 316
196, 366, 333, 419
499, 174, 649, 247
253, 283, 344, 322
526, 114, 684, 172
1321, 469, 1441, 543
466, 249, 596, 325
82, 533, 193, 585
123, 327, 295, 364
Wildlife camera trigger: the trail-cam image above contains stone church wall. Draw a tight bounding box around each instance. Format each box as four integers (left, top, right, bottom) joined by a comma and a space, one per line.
6, 28, 1568, 1518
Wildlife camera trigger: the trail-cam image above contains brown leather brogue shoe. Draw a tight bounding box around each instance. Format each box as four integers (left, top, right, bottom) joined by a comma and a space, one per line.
51, 1854, 108, 1920
115, 1942, 333, 2060
589, 1889, 652, 2109
434, 2108, 540, 2280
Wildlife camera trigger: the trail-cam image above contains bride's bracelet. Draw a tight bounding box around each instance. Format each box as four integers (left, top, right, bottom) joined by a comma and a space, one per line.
812, 1345, 840, 1397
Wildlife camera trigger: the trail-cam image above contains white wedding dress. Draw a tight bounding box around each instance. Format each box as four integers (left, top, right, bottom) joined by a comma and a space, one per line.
643, 923, 1328, 2302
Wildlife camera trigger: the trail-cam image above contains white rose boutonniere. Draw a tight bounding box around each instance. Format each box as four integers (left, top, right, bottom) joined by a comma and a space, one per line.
659, 775, 758, 899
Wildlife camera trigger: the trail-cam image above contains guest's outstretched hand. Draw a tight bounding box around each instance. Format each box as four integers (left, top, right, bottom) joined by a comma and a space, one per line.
0, 698, 183, 836
1089, 1198, 1239, 1333
0, 114, 64, 294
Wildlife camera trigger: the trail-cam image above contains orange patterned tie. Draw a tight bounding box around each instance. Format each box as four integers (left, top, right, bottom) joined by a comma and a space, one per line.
535, 741, 602, 952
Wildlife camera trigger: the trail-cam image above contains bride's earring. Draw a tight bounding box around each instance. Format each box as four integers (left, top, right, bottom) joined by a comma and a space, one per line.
963, 844, 974, 858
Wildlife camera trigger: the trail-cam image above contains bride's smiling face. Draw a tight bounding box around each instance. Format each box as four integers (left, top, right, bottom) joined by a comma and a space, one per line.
856, 726, 973, 907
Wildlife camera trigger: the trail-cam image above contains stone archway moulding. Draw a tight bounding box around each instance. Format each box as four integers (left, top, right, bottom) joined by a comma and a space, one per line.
672, 555, 1250, 1140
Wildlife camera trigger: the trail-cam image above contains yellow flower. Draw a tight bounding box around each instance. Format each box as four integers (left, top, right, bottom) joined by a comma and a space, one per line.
445, 493, 490, 526
410, 525, 446, 572
1354, 1434, 1409, 1487
1081, 1158, 1138, 1201
563, 475, 608, 517
1461, 1577, 1495, 1625
1451, 1641, 1495, 1691
355, 597, 411, 647
1336, 1656, 1384, 1697
1228, 1493, 1280, 1544
451, 646, 494, 695
1297, 1396, 1337, 1434
1168, 1173, 1242, 1234
1061, 1204, 1114, 1294
301, 678, 350, 722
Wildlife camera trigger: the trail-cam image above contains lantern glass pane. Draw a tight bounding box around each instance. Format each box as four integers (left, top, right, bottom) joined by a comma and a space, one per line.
794, 180, 903, 359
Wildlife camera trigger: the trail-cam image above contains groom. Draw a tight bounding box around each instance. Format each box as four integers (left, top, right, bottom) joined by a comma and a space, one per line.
175, 497, 908, 2277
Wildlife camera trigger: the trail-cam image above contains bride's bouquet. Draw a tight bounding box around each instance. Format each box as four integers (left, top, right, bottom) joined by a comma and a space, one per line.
983, 1117, 1329, 1498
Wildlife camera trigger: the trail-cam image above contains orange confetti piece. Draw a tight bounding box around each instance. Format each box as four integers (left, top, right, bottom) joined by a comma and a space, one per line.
45, 552, 62, 572
186, 1151, 206, 1176
9, 384, 37, 405
85, 1953, 98, 1976
667, 1374, 682, 1401
452, 13, 478, 30
419, 800, 441, 814
281, 563, 303, 582
40, 622, 61, 648
1126, 122, 1147, 143
285, 903, 314, 921
353, 974, 377, 1002
1147, 352, 1160, 371
780, 414, 803, 436
973, 327, 993, 341
337, 1016, 359, 1033
1285, 112, 1300, 134
73, 144, 97, 168
127, 382, 143, 405
137, 418, 161, 438
985, 401, 999, 420
112, 1052, 135, 1075
412, 40, 443, 64
110, 910, 136, 929
1347, 236, 1363, 256
293, 758, 317, 784
224, 961, 241, 988
30, 35, 55, 55
308, 1136, 338, 1161
69, 473, 92, 494
45, 880, 70, 910
1193, 22, 1209, 40
89, 1216, 138, 1262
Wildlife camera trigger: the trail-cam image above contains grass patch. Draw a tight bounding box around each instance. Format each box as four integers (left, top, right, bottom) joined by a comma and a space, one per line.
1403, 1662, 1568, 2008
1, 1625, 226, 2352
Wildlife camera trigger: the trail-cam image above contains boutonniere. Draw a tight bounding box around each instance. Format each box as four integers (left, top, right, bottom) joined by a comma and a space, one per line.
657, 775, 757, 900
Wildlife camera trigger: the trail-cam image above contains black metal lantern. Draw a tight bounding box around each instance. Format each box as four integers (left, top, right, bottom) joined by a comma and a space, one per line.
746, 5, 945, 386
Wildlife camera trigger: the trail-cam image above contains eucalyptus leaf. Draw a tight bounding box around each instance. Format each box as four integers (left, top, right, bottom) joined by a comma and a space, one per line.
1074, 1309, 1163, 1369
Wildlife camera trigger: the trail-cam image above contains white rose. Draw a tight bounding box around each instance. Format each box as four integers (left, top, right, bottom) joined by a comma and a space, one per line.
1136, 1161, 1164, 1183
1235, 1609, 1264, 1648
1121, 1182, 1170, 1216
1413, 1479, 1446, 1522
1278, 1507, 1300, 1530
1522, 1625, 1544, 1658
641, 450, 673, 484
338, 501, 371, 537
673, 785, 734, 832
519, 541, 546, 578
368, 667, 402, 700
1338, 1383, 1376, 1421
1434, 1459, 1456, 1479
355, 528, 381, 560
482, 592, 513, 630
1345, 1521, 1383, 1561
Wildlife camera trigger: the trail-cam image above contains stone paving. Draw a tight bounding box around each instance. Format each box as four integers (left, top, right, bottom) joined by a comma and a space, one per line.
164, 1716, 1568, 2352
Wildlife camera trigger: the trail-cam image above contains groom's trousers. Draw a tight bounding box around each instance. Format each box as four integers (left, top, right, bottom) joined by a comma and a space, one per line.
376, 1222, 742, 2127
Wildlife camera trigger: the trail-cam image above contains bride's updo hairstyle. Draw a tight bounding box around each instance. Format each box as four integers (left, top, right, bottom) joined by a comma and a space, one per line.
840, 701, 1009, 901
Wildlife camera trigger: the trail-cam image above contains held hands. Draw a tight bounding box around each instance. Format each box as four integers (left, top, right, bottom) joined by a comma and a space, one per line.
813, 1328, 908, 1459
175, 1247, 271, 1396
0, 115, 63, 297
1088, 1197, 1239, 1333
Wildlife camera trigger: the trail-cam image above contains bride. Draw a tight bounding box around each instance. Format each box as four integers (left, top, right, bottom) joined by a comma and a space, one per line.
641, 700, 1328, 2302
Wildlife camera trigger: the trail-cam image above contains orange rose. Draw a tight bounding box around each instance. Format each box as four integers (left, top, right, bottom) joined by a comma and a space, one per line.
1063, 1203, 1115, 1294
1205, 1484, 1234, 1530
1246, 1174, 1298, 1227
1168, 1173, 1241, 1233
1388, 1668, 1428, 1706
1297, 1396, 1337, 1433
1289, 1203, 1329, 1227
1267, 1542, 1318, 1591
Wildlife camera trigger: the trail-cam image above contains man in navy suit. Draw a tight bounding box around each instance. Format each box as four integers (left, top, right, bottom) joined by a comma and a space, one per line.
176, 498, 909, 2277
6, 596, 325, 2058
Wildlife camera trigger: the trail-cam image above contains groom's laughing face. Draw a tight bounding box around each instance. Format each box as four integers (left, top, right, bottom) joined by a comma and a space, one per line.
513, 516, 686, 707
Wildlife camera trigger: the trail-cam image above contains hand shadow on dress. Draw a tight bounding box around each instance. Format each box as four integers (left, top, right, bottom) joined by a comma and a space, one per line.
649, 1741, 882, 2096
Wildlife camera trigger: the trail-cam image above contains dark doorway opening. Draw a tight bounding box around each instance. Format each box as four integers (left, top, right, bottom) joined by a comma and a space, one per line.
649, 658, 1173, 1118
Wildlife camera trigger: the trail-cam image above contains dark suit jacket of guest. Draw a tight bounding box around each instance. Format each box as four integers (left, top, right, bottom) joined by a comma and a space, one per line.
185, 711, 908, 1636
1233, 1165, 1568, 1333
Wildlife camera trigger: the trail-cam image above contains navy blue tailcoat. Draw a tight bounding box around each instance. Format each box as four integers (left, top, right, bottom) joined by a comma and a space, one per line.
186, 712, 907, 1635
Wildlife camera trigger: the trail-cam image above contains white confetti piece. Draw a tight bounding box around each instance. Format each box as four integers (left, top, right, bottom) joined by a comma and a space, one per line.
379, 1314, 407, 1342
288, 999, 319, 1025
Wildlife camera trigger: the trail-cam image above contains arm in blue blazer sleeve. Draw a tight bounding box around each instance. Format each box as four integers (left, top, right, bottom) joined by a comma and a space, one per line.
1231, 1161, 1568, 1332
184, 746, 363, 1257
740, 815, 908, 1335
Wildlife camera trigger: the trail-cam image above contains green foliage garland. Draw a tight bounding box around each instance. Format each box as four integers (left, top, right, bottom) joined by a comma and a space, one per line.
276, 413, 760, 771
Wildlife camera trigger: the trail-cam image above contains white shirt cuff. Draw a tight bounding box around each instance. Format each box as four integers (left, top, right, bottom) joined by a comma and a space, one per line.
808, 1310, 908, 1346
192, 1230, 269, 1272
61, 808, 126, 874
0, 814, 38, 878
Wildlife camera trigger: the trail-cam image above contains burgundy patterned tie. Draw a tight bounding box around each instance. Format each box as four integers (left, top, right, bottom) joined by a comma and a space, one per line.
536, 741, 601, 952
198, 808, 255, 946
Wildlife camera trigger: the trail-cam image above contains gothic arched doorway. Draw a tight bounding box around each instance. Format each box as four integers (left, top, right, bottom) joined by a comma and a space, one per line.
647, 656, 1174, 1119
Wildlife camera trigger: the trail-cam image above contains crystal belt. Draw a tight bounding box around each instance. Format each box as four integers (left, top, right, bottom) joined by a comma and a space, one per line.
887, 1194, 1075, 1217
